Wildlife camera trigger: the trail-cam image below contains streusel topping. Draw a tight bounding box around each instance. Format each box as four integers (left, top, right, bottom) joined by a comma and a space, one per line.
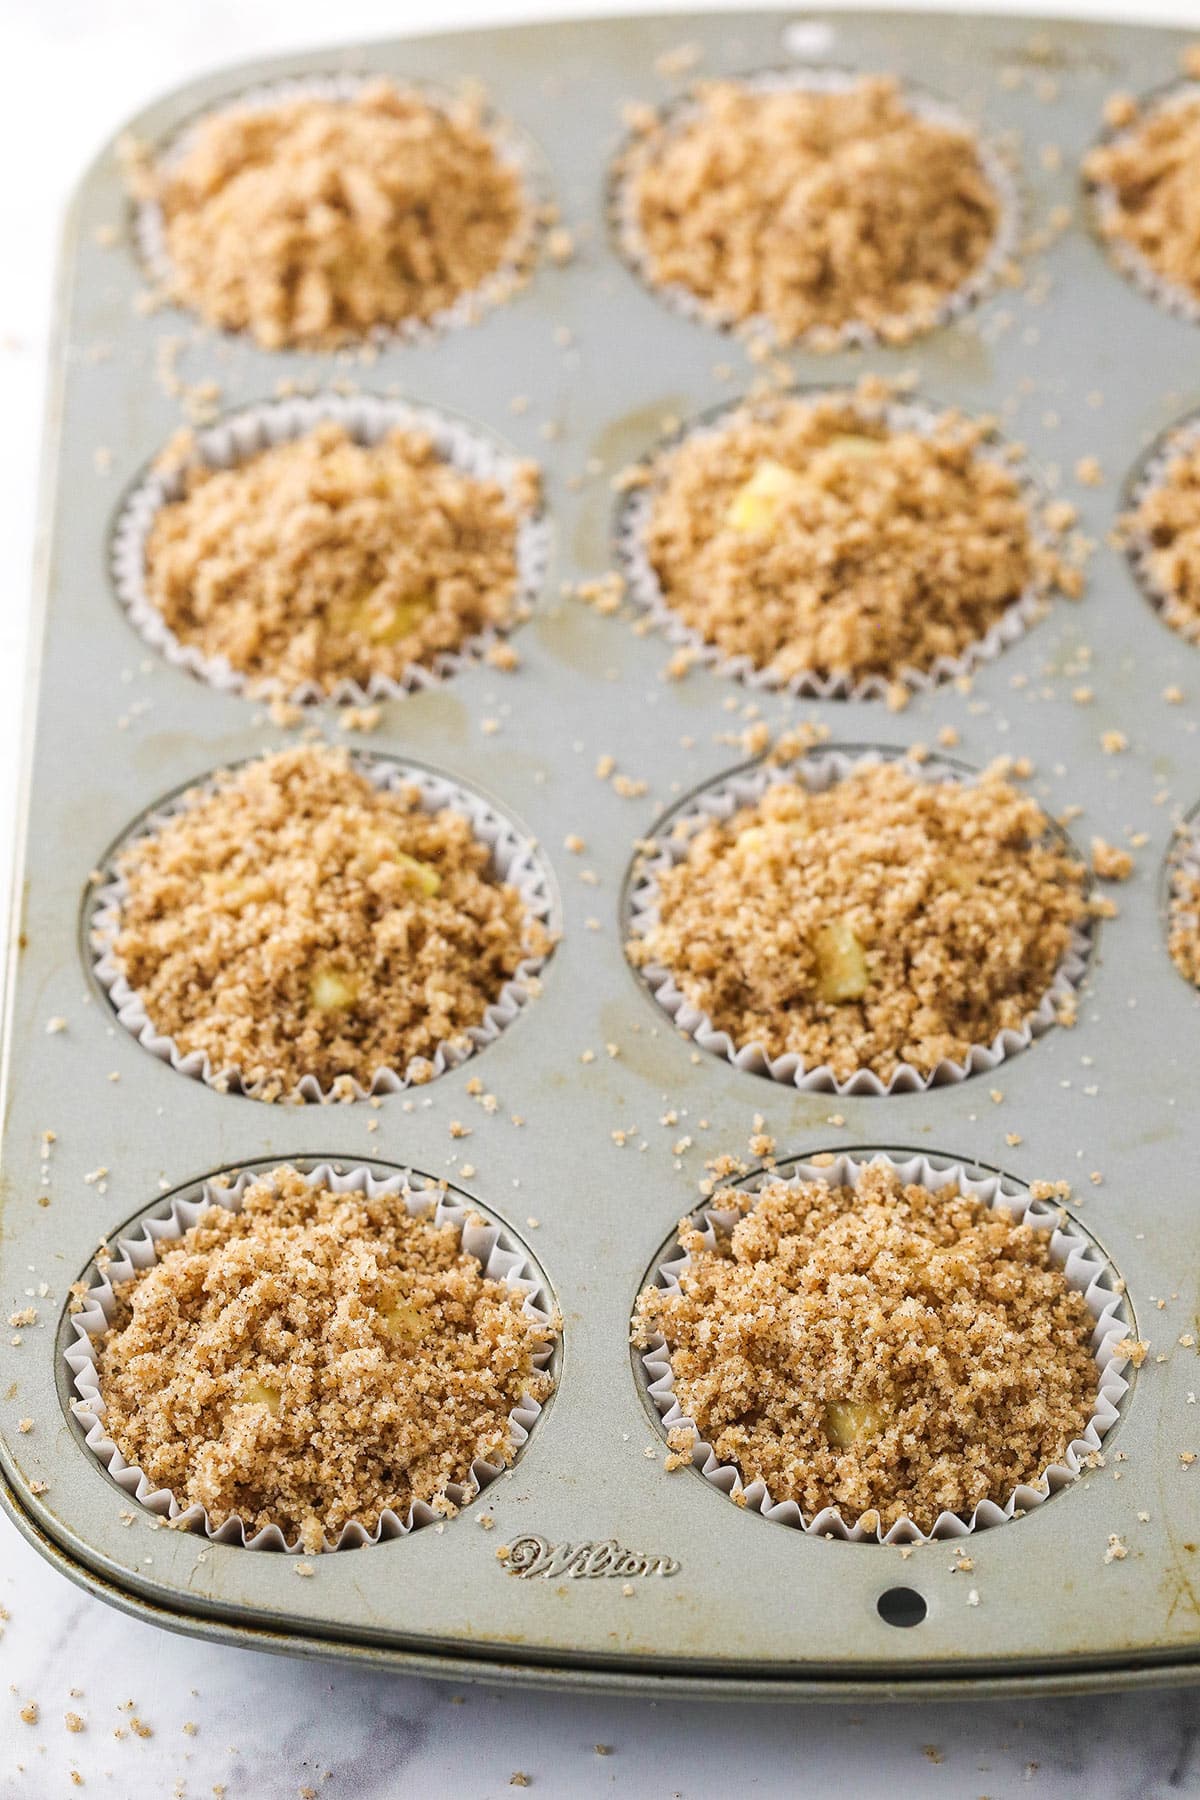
93, 1167, 556, 1551
628, 761, 1087, 1082
145, 80, 530, 347
1169, 853, 1200, 987
143, 422, 539, 694
1086, 91, 1200, 304
1124, 436, 1200, 645
633, 1162, 1099, 1531
638, 392, 1046, 685
624, 77, 1003, 345
106, 745, 546, 1098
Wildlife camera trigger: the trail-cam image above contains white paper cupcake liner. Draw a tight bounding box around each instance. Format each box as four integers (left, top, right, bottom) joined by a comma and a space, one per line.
65, 1162, 558, 1551
1087, 81, 1200, 329
639, 1150, 1131, 1546
610, 66, 1022, 355
613, 388, 1051, 702
1123, 409, 1200, 647
89, 754, 555, 1102
111, 391, 552, 705
625, 748, 1093, 1095
136, 71, 546, 348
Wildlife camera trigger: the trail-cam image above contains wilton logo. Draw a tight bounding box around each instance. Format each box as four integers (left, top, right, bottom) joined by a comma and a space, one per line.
503, 1534, 680, 1580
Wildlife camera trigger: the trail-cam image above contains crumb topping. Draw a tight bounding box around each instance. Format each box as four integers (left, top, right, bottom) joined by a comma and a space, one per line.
148, 80, 530, 347
629, 761, 1087, 1082
625, 77, 1002, 344
1125, 436, 1200, 645
144, 422, 539, 694
633, 1162, 1100, 1531
638, 391, 1048, 685
1169, 848, 1200, 988
92, 1167, 556, 1551
1086, 91, 1200, 303
106, 745, 546, 1097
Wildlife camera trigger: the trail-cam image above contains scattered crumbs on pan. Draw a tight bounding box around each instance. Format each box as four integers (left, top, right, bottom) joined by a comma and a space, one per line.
653, 41, 702, 79
1091, 838, 1135, 881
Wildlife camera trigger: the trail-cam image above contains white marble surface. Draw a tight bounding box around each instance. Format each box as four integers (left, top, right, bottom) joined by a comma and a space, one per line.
4, 0, 1200, 1793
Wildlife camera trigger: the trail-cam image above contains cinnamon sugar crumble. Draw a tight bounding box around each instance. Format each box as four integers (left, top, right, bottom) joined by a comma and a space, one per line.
143, 422, 539, 694
633, 1163, 1099, 1531
91, 1167, 556, 1552
637, 391, 1054, 685
629, 762, 1087, 1083
144, 81, 532, 348
106, 745, 546, 1097
1169, 843, 1200, 988
1091, 838, 1134, 882
1085, 89, 1200, 305
1124, 436, 1200, 645
624, 78, 1003, 345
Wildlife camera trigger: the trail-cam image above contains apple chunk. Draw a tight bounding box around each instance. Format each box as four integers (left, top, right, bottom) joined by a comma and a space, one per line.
309, 966, 361, 1012
823, 1399, 885, 1447
813, 919, 869, 1003
726, 459, 805, 534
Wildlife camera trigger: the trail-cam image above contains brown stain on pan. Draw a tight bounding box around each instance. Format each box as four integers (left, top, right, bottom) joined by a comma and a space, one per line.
570, 393, 689, 569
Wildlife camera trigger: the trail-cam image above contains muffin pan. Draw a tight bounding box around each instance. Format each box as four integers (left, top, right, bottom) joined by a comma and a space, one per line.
3, 9, 1200, 1698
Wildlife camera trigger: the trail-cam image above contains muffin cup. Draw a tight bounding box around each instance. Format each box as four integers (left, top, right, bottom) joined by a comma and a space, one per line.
639, 1150, 1131, 1545
1123, 410, 1200, 647
111, 391, 552, 705
136, 71, 546, 348
610, 66, 1022, 355
625, 748, 1093, 1096
64, 1162, 557, 1551
1086, 81, 1200, 328
89, 754, 555, 1102
613, 388, 1052, 702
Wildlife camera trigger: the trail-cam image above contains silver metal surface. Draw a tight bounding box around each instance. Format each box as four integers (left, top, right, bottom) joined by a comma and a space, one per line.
3, 8, 1200, 1697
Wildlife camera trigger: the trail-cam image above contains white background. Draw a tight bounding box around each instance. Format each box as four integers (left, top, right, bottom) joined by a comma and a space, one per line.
5, 1, 1200, 1794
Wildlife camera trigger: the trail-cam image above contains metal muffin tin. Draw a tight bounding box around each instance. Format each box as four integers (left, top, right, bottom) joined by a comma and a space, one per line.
4, 8, 1200, 1699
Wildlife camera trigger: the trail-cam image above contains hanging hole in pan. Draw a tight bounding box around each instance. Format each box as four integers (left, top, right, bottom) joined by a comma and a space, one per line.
877, 1587, 927, 1629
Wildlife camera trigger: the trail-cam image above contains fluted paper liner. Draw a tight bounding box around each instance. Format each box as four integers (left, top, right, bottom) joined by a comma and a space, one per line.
614, 389, 1051, 702
136, 71, 545, 348
1124, 410, 1200, 646
610, 67, 1022, 355
626, 749, 1093, 1096
639, 1151, 1130, 1545
89, 755, 554, 1102
111, 392, 552, 704
1087, 82, 1200, 329
65, 1162, 557, 1552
